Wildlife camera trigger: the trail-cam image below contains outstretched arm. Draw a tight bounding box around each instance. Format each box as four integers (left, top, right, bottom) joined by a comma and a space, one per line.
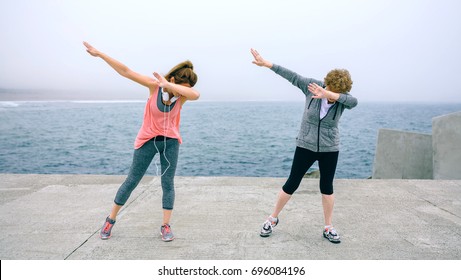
251, 48, 314, 95
83, 41, 158, 89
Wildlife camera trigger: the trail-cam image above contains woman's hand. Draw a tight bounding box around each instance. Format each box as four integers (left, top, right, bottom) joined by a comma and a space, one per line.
83, 41, 101, 57
153, 72, 200, 102
153, 72, 170, 89
251, 48, 273, 68
308, 83, 327, 99
308, 83, 339, 101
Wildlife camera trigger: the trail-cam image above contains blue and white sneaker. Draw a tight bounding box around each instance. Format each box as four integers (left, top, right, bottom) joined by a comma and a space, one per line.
323, 227, 341, 243
260, 216, 279, 237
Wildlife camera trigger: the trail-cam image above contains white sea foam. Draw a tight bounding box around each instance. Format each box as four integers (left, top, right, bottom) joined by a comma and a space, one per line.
0, 100, 145, 107
0, 101, 20, 107
71, 100, 145, 104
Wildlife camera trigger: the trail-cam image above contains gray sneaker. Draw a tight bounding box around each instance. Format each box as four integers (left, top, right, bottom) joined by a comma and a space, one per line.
100, 216, 116, 240
160, 224, 175, 242
260, 216, 279, 237
323, 227, 341, 243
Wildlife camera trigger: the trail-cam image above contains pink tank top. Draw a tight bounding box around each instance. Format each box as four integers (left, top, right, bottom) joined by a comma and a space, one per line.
134, 87, 182, 149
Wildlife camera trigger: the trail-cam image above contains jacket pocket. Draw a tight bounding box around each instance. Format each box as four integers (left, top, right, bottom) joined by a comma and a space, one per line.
297, 124, 315, 145
320, 127, 339, 147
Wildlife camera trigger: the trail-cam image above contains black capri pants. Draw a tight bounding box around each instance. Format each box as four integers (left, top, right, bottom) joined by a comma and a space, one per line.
282, 146, 339, 195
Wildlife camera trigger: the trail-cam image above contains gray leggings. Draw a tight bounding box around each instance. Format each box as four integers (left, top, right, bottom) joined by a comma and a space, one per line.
114, 137, 179, 210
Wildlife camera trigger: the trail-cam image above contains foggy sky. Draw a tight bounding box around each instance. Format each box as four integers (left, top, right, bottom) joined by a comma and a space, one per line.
1, 0, 460, 102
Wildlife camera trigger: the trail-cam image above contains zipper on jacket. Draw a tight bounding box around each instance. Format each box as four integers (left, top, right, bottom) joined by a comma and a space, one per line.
317, 120, 321, 152
318, 100, 339, 151
317, 103, 322, 152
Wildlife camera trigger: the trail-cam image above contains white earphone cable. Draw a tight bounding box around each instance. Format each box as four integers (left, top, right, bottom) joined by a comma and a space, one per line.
153, 87, 172, 177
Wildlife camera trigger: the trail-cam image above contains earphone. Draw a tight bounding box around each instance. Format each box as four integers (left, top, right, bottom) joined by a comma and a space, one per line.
162, 91, 179, 103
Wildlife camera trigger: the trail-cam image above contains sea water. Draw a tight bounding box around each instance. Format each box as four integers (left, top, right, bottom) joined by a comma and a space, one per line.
1, 100, 460, 178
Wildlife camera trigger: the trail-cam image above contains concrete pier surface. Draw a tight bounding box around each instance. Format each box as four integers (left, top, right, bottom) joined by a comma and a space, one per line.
0, 174, 460, 260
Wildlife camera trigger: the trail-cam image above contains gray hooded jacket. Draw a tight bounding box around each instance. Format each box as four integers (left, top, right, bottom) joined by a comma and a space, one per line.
271, 64, 358, 152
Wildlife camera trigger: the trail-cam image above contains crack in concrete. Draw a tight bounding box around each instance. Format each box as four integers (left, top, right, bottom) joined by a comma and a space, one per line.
421, 197, 461, 220
63, 181, 157, 260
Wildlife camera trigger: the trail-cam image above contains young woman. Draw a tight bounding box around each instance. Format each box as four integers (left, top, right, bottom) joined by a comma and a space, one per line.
250, 48, 357, 243
83, 41, 200, 242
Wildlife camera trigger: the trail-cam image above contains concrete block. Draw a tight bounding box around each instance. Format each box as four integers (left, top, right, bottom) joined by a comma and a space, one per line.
432, 111, 461, 179
372, 129, 432, 179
